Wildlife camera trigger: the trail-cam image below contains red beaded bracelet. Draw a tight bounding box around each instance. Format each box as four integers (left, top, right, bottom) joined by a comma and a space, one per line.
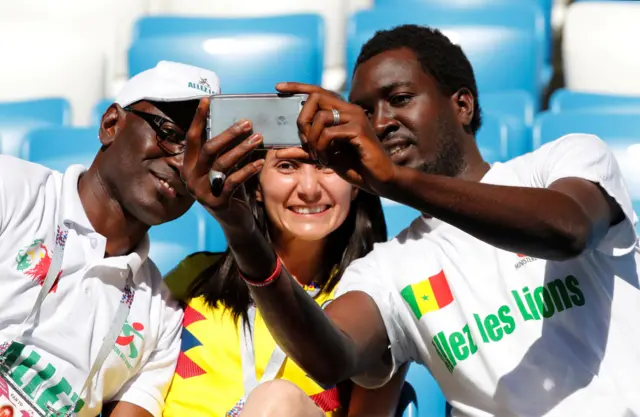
239, 257, 282, 287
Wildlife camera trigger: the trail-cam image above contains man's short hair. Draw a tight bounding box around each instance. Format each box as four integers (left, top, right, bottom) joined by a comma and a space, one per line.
354, 24, 482, 134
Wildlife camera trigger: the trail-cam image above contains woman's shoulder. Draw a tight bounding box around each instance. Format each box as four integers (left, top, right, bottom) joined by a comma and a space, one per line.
164, 251, 225, 302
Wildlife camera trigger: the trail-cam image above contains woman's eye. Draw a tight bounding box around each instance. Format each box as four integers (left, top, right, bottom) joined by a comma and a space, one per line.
276, 162, 296, 172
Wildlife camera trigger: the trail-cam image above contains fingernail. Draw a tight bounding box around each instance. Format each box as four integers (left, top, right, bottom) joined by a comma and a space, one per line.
254, 159, 265, 169
248, 133, 262, 145
238, 119, 251, 129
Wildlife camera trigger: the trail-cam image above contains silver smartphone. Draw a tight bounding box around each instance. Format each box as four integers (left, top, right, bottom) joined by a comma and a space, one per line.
207, 93, 308, 148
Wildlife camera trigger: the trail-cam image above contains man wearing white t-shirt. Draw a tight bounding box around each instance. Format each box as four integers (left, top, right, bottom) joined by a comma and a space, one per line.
0, 61, 221, 417
190, 25, 640, 416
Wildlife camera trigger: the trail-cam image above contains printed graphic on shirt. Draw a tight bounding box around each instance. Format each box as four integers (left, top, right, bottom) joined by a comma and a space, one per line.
15, 240, 62, 294
514, 253, 538, 270
0, 342, 84, 416
431, 275, 586, 373
113, 321, 145, 370
401, 270, 454, 319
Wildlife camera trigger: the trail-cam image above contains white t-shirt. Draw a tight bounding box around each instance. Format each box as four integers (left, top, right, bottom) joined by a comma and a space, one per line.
0, 155, 183, 417
336, 134, 640, 417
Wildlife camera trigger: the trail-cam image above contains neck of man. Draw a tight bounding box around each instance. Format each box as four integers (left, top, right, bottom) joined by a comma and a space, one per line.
458, 135, 491, 182
78, 170, 150, 257
273, 234, 325, 287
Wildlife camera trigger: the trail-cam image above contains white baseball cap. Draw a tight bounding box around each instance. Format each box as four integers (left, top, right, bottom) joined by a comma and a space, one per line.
115, 61, 221, 108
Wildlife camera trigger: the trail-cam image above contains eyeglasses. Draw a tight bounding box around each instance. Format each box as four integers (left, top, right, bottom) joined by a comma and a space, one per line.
124, 107, 187, 156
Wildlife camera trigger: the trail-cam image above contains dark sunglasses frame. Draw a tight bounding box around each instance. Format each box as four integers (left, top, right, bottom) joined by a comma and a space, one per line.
124, 107, 186, 156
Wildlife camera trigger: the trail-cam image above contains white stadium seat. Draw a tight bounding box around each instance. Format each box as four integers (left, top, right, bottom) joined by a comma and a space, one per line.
0, 22, 105, 126
563, 1, 640, 95
0, 0, 150, 106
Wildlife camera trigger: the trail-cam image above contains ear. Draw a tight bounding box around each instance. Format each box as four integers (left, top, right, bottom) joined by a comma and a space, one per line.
255, 182, 264, 202
450, 88, 475, 129
98, 104, 125, 147
351, 186, 359, 201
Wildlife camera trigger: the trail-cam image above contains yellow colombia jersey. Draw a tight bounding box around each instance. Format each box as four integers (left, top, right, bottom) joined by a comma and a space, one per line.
163, 252, 344, 417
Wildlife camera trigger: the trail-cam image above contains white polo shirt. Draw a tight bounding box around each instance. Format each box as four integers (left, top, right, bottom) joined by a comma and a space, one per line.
336, 134, 640, 417
0, 155, 183, 417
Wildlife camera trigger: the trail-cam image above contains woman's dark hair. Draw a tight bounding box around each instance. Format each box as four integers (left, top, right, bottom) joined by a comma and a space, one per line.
188, 161, 388, 325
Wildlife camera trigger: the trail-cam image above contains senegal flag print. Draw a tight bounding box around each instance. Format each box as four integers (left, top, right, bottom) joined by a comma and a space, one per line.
401, 270, 454, 319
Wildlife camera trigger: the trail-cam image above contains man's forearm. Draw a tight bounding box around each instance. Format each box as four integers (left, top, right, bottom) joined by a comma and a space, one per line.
385, 167, 597, 260
219, 216, 359, 385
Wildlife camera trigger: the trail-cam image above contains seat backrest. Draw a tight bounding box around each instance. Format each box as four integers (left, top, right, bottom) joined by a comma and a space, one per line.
21, 126, 100, 173
154, 0, 349, 90
0, 22, 105, 126
148, 206, 207, 276
346, 2, 544, 102
128, 15, 324, 93
549, 89, 640, 113
0, 98, 71, 156
533, 111, 640, 202
370, 0, 552, 72
476, 113, 511, 163
563, 1, 640, 95
382, 200, 422, 238
397, 363, 447, 417
0, 0, 151, 97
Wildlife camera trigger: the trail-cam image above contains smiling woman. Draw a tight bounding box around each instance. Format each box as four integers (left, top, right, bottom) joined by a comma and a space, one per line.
161, 148, 407, 417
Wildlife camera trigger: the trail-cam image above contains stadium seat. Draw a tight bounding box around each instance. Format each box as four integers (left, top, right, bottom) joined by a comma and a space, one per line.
563, 1, 640, 95
382, 199, 422, 238
154, 0, 352, 91
149, 206, 207, 276
21, 126, 100, 173
482, 90, 535, 158
0, 98, 71, 157
533, 111, 640, 208
204, 209, 229, 253
128, 14, 324, 93
549, 89, 640, 113
0, 22, 105, 126
397, 363, 447, 417
0, 0, 151, 98
346, 2, 545, 104
476, 114, 510, 164
370, 0, 553, 86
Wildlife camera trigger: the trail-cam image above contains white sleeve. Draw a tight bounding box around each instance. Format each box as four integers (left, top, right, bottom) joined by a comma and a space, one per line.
533, 134, 637, 256
334, 251, 413, 389
109, 282, 183, 416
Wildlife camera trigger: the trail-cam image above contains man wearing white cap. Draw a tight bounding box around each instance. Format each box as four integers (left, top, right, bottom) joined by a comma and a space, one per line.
0, 61, 220, 417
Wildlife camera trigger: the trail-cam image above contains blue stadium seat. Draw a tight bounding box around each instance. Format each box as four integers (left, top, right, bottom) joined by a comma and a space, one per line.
204, 207, 228, 253
476, 113, 510, 164
93, 99, 114, 125
549, 89, 640, 113
482, 90, 535, 158
382, 200, 422, 238
346, 2, 545, 104
533, 111, 640, 211
371, 0, 552, 86
21, 126, 100, 172
397, 363, 447, 417
0, 98, 71, 156
128, 14, 324, 93
149, 206, 207, 276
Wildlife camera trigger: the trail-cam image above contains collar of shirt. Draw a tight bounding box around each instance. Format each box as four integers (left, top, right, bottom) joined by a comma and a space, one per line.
59, 164, 150, 285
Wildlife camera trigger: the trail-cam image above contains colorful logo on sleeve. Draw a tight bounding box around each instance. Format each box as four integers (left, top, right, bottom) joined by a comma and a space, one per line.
15, 240, 62, 293
112, 321, 145, 370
